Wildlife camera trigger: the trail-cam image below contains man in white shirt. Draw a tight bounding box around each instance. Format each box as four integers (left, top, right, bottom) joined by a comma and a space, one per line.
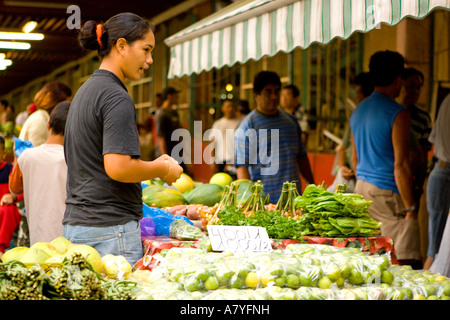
208, 100, 242, 175
425, 93, 450, 271
9, 101, 70, 245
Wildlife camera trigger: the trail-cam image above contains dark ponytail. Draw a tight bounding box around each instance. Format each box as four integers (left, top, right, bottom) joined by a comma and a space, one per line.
78, 12, 155, 58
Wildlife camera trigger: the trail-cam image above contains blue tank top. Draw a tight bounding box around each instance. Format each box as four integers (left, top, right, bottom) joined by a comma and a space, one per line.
350, 92, 405, 194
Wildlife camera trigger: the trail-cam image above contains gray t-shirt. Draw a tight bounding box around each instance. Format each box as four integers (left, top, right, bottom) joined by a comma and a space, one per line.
63, 69, 142, 227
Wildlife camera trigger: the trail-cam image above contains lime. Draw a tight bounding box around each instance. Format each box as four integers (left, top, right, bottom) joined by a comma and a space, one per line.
339, 264, 352, 279
274, 276, 286, 287
325, 263, 341, 281
443, 284, 450, 296
348, 269, 364, 285
216, 267, 233, 285
204, 276, 219, 291
245, 272, 259, 288
299, 273, 316, 287
375, 256, 391, 270
440, 294, 450, 300
169, 269, 183, 282
318, 276, 332, 289
196, 268, 209, 281
335, 276, 345, 288
236, 265, 250, 279
381, 270, 394, 285
229, 274, 244, 289
427, 295, 439, 300
286, 274, 300, 288
269, 263, 285, 277
401, 287, 413, 300
389, 289, 405, 300
259, 272, 275, 287
184, 277, 200, 292
424, 284, 437, 297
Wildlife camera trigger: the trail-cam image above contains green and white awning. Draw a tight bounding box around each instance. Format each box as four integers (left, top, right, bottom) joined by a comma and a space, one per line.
165, 0, 450, 79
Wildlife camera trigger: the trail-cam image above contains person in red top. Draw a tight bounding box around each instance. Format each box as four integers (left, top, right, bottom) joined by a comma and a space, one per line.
0, 136, 23, 256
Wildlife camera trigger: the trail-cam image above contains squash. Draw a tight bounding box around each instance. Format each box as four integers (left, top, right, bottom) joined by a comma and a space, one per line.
142, 184, 187, 208
185, 183, 224, 207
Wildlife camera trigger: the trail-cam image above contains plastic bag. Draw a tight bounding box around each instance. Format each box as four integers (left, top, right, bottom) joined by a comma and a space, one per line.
169, 219, 204, 240
142, 203, 192, 236
140, 217, 156, 237
13, 136, 33, 158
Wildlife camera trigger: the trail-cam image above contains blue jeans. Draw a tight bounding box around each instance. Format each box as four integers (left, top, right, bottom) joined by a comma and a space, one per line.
63, 220, 143, 266
426, 160, 450, 258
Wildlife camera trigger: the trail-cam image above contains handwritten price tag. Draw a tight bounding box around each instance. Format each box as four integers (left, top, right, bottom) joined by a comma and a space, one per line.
207, 225, 272, 252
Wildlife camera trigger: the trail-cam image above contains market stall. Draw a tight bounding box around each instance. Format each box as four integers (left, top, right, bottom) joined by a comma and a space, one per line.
135, 234, 398, 271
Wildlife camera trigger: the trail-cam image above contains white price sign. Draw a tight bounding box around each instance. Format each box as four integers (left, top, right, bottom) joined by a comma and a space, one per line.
207, 225, 272, 252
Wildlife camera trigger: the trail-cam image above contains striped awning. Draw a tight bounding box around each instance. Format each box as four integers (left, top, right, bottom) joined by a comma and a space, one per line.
165, 0, 450, 79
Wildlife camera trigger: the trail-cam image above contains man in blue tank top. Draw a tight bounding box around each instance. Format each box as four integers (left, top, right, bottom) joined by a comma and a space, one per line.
350, 50, 422, 268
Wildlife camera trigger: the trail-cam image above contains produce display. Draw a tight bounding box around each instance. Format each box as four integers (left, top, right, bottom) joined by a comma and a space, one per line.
0, 236, 137, 300
131, 244, 450, 300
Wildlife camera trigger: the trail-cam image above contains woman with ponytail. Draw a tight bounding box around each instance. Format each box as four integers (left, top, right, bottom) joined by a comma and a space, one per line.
63, 13, 183, 265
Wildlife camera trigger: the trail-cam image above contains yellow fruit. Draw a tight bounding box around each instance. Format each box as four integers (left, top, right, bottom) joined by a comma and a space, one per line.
45, 254, 65, 264
102, 254, 132, 279
50, 236, 72, 254
245, 272, 259, 288
30, 242, 60, 257
20, 247, 51, 264
260, 273, 275, 287
209, 172, 233, 187
1, 246, 29, 262
128, 270, 152, 282
435, 275, 447, 282
64, 244, 103, 273
173, 173, 195, 194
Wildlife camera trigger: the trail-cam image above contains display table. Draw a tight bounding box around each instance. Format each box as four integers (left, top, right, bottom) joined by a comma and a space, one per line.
134, 235, 398, 271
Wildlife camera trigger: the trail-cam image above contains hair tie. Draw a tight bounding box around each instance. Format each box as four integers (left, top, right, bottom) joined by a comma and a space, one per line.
96, 24, 103, 48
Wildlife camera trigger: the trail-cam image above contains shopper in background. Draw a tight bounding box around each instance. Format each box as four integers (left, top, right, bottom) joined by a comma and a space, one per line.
9, 101, 71, 245
0, 100, 8, 125
280, 84, 309, 146
327, 72, 374, 193
207, 99, 241, 177
236, 99, 250, 119
0, 136, 23, 257
351, 50, 422, 269
15, 103, 36, 127
63, 13, 182, 265
155, 86, 188, 173
235, 71, 314, 203
401, 67, 432, 211
424, 93, 450, 270
19, 82, 71, 147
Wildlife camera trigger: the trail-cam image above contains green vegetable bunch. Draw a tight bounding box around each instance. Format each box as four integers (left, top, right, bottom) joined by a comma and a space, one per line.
0, 253, 138, 300
216, 206, 304, 240
294, 183, 381, 237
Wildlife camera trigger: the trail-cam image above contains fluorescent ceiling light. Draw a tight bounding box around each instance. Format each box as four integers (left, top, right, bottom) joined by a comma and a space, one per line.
0, 32, 44, 41
0, 59, 12, 67
0, 41, 31, 50
22, 21, 38, 34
